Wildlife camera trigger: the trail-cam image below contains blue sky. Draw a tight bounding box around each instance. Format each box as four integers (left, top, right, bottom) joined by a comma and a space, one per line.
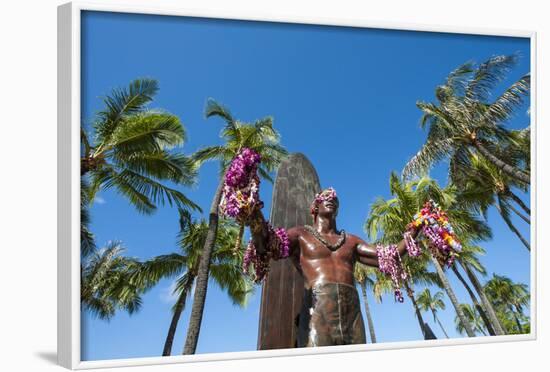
80, 11, 531, 361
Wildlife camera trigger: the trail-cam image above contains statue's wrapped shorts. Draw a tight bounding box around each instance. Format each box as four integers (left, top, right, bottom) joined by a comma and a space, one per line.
298, 282, 366, 347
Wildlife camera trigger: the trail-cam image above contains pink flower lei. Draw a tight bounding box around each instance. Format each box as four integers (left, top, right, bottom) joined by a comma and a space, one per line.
377, 244, 407, 302
219, 147, 263, 222
219, 148, 290, 281
242, 223, 290, 283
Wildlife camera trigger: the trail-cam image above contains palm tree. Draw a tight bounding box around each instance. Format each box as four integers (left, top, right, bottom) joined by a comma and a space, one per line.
366, 174, 491, 337
454, 152, 530, 250
416, 289, 449, 338
81, 78, 200, 215
354, 264, 378, 343
80, 179, 96, 257
183, 99, 287, 354
403, 55, 530, 185
81, 241, 143, 320
133, 214, 253, 356
507, 125, 531, 176
450, 244, 503, 335
455, 304, 488, 336
367, 261, 440, 340
484, 274, 530, 334
457, 259, 506, 335
402, 254, 442, 340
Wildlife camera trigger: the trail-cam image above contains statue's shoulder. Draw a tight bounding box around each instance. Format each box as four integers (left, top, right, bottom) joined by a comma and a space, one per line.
287, 225, 307, 237
344, 232, 363, 245
288, 225, 306, 233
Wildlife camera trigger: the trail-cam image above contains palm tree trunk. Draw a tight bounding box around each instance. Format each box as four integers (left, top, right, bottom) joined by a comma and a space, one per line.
459, 261, 506, 335
405, 282, 435, 340
506, 201, 530, 224
430, 254, 476, 337
183, 177, 225, 355
451, 265, 495, 336
360, 282, 377, 343
509, 305, 524, 333
472, 140, 530, 184
162, 277, 194, 356
496, 205, 530, 251
432, 311, 449, 338
506, 190, 530, 215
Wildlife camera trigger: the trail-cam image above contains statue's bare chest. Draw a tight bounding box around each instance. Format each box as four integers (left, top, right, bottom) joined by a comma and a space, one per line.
298, 234, 356, 263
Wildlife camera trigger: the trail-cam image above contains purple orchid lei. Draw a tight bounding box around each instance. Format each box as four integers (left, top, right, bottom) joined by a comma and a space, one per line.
219, 147, 263, 221
219, 148, 290, 281
242, 224, 291, 283
377, 244, 407, 302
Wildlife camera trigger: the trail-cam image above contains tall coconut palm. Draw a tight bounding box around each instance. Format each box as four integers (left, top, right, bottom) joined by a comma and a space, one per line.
450, 244, 503, 335
81, 78, 199, 215
454, 153, 530, 251
132, 214, 253, 356
484, 274, 530, 334
183, 99, 287, 354
80, 178, 96, 257
402, 253, 443, 340
457, 259, 506, 335
455, 304, 488, 336
416, 289, 449, 338
354, 264, 378, 343
403, 55, 531, 185
81, 241, 144, 320
507, 126, 531, 175
366, 174, 491, 337
366, 260, 440, 340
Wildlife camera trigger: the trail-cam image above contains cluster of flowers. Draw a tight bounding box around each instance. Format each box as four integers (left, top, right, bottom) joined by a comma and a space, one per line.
377, 244, 407, 302
219, 147, 263, 221
406, 200, 462, 267
377, 200, 462, 303
242, 223, 290, 283
220, 147, 290, 281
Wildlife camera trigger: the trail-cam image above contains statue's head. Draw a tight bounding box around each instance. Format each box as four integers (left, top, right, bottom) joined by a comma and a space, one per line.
310, 187, 339, 221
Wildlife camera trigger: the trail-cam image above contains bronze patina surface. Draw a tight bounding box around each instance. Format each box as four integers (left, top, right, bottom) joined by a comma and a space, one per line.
255, 153, 416, 349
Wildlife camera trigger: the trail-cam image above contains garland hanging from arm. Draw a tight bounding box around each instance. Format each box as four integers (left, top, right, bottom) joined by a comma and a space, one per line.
376, 200, 462, 302
219, 148, 290, 283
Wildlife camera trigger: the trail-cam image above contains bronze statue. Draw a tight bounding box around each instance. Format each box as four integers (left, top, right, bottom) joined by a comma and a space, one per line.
250, 188, 419, 347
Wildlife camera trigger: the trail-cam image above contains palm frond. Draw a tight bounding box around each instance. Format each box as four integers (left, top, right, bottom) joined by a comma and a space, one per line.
95, 78, 159, 143
487, 74, 530, 123
109, 170, 201, 213
114, 151, 198, 186
107, 112, 186, 155
132, 253, 186, 290
192, 145, 228, 166
465, 55, 518, 103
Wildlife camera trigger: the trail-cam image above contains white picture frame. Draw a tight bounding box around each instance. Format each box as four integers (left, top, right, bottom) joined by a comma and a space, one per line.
57, 1, 537, 369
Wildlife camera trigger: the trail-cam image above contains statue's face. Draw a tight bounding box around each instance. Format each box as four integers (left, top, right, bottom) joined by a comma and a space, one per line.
317, 196, 339, 218
311, 187, 339, 220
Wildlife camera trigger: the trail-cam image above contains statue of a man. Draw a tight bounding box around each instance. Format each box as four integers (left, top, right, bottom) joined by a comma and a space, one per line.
250, 188, 419, 347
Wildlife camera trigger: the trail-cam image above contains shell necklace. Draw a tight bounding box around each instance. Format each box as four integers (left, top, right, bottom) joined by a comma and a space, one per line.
304, 225, 346, 251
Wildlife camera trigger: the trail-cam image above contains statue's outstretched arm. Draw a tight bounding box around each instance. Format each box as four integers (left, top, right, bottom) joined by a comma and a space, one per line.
356, 226, 421, 267
249, 208, 269, 256
356, 240, 379, 267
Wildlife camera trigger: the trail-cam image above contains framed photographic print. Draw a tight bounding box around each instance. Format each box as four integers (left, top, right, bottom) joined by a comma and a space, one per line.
58, 1, 536, 369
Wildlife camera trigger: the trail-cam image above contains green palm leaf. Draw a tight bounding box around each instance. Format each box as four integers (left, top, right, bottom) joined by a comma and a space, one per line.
96, 78, 159, 143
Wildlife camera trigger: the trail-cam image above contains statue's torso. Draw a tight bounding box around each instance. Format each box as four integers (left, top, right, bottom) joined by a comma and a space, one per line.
291, 227, 358, 289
